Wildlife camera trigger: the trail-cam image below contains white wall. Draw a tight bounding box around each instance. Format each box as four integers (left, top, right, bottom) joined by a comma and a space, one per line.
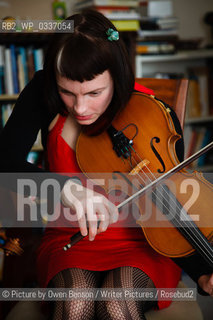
173, 0, 213, 43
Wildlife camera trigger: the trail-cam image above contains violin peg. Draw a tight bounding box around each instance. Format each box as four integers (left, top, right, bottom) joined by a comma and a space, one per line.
3, 238, 24, 256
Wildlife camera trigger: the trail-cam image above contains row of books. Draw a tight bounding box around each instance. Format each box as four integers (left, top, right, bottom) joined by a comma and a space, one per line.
136, 41, 175, 55
186, 66, 212, 118
143, 68, 213, 117
0, 44, 44, 95
137, 0, 179, 38
184, 126, 213, 168
1, 103, 13, 127
136, 1, 180, 56
73, 0, 141, 31
74, 0, 139, 11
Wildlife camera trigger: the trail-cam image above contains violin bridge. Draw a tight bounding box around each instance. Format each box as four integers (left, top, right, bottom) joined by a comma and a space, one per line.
129, 159, 150, 175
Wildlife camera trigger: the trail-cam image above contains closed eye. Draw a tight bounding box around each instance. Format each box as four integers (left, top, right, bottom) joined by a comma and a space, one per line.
90, 91, 101, 96
59, 89, 74, 95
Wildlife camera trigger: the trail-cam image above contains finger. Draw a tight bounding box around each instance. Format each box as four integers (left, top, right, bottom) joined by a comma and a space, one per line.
96, 204, 110, 233
78, 215, 88, 237
74, 201, 88, 237
86, 199, 98, 241
209, 273, 213, 286
103, 197, 119, 224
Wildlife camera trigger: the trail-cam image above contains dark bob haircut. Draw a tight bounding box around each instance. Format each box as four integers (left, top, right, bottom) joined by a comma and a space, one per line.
43, 9, 135, 135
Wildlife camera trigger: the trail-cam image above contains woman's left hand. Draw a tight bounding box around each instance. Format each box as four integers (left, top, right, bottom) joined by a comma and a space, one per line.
198, 273, 213, 296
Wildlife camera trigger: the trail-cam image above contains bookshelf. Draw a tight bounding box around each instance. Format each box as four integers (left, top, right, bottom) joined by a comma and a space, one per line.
0, 94, 19, 101
185, 116, 213, 125
0, 34, 53, 158
135, 49, 213, 77
0, 33, 52, 319
135, 50, 213, 172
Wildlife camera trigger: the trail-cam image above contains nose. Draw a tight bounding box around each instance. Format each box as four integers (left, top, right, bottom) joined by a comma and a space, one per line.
73, 96, 87, 115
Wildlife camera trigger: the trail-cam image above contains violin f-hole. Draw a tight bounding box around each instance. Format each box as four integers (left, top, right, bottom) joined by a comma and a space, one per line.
150, 137, 166, 173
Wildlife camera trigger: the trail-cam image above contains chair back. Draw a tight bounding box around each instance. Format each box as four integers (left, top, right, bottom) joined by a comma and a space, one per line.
135, 78, 189, 130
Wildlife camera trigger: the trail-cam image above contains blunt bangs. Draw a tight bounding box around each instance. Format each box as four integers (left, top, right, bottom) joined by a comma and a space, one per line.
56, 36, 111, 82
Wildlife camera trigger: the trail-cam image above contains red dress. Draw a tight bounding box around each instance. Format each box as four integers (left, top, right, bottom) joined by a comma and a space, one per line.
36, 83, 181, 310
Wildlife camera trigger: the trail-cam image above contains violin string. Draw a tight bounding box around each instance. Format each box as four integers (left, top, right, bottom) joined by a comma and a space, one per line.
130, 152, 213, 262
126, 152, 213, 263
129, 152, 212, 244
127, 155, 213, 262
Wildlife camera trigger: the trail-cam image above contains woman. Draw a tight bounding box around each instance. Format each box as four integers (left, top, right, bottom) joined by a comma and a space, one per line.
0, 9, 212, 320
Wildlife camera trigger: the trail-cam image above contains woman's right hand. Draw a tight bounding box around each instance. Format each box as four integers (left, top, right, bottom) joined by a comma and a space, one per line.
61, 179, 119, 241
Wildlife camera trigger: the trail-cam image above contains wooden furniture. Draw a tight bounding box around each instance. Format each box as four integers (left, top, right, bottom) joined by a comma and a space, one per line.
135, 78, 189, 130
135, 78, 203, 320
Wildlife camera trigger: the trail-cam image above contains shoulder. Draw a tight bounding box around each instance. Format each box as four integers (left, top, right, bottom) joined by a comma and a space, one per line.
12, 70, 52, 124
30, 70, 44, 90
33, 69, 44, 81
18, 70, 44, 104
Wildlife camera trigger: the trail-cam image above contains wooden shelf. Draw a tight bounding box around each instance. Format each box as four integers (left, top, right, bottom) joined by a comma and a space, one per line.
0, 94, 19, 101
185, 116, 213, 125
136, 49, 213, 63
0, 32, 54, 45
135, 49, 213, 77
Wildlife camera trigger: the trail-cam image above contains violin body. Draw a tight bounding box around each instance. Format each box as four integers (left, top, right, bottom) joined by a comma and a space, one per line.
77, 92, 181, 175
76, 92, 213, 262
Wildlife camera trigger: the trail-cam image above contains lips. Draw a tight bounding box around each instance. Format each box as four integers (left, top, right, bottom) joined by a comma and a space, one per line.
74, 114, 93, 121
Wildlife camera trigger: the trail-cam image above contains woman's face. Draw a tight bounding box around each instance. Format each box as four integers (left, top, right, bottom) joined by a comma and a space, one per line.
57, 70, 114, 125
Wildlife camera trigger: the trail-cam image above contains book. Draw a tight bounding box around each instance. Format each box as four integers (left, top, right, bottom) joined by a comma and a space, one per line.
4, 47, 14, 95
19, 47, 29, 87
140, 16, 179, 30
17, 46, 29, 92
138, 29, 178, 38
102, 10, 140, 20
0, 45, 5, 94
197, 68, 209, 117
185, 129, 198, 159
17, 52, 25, 92
185, 79, 201, 119
10, 44, 19, 94
33, 48, 44, 72
26, 46, 35, 81
1, 103, 13, 126
147, 0, 173, 18
191, 127, 206, 168
75, 0, 139, 11
197, 129, 212, 167
136, 41, 175, 54
187, 67, 210, 117
111, 19, 140, 31
183, 125, 193, 157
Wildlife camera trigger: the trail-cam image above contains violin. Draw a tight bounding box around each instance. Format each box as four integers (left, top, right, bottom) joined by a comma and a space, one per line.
0, 228, 23, 256
64, 92, 213, 269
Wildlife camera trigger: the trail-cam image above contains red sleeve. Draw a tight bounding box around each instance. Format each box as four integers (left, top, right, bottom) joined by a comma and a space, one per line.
134, 82, 155, 96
